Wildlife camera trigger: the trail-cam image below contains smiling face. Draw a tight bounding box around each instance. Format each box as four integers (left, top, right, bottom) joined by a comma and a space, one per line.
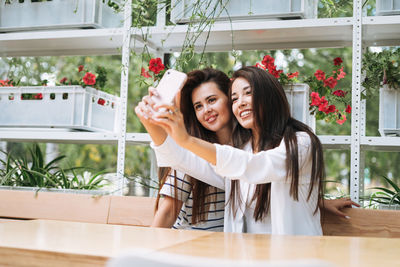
191, 82, 231, 137
231, 77, 255, 131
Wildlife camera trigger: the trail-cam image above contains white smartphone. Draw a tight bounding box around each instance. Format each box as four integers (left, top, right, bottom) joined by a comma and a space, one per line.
151, 69, 187, 105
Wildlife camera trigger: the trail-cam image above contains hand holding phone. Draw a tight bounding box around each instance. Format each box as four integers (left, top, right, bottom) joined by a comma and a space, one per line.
151, 69, 187, 106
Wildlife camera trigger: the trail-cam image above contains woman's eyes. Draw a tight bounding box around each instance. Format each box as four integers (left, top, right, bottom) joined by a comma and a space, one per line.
231, 97, 238, 103
194, 104, 202, 111
208, 97, 216, 104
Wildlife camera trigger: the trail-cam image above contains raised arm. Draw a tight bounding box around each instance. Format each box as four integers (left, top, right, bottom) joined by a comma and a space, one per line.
152, 106, 312, 185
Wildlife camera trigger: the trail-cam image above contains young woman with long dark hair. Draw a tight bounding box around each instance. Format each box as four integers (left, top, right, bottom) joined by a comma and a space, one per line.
138, 68, 231, 231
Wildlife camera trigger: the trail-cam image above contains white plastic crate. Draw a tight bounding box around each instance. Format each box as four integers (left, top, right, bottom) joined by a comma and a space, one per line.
171, 0, 318, 24
284, 83, 315, 131
0, 86, 120, 132
379, 85, 400, 136
376, 0, 400, 16
0, 0, 123, 32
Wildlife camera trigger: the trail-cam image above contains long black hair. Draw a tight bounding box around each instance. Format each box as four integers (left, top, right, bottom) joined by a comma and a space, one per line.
228, 66, 324, 221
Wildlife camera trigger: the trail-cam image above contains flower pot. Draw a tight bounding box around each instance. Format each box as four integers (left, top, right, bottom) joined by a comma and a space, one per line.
0, 86, 120, 132
378, 203, 400, 210
379, 85, 400, 136
170, 0, 318, 24
0, 186, 107, 196
284, 83, 315, 130
0, 0, 122, 32
376, 0, 400, 16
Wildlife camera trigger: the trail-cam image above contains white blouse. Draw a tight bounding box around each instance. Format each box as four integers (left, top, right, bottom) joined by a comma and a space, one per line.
151, 132, 322, 236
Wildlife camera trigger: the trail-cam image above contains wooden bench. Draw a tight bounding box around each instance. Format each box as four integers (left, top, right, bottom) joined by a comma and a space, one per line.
322, 208, 400, 238
1, 189, 400, 238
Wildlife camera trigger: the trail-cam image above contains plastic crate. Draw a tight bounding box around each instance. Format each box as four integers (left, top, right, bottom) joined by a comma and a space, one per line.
376, 0, 400, 16
284, 83, 315, 131
379, 85, 400, 136
0, 86, 120, 132
0, 0, 122, 32
171, 0, 318, 24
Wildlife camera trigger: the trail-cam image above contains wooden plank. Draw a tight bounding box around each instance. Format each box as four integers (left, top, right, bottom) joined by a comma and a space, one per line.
322, 208, 400, 238
108, 196, 158, 226
0, 190, 111, 224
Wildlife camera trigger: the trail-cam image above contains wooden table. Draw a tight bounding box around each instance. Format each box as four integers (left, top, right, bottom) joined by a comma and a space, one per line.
0, 220, 398, 267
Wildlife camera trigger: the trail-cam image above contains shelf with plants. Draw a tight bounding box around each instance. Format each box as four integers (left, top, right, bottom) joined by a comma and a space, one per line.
1, 15, 400, 56
1, 0, 400, 202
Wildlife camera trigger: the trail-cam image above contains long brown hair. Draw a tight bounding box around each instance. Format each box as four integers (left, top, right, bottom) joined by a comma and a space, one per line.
228, 66, 324, 221
156, 68, 232, 225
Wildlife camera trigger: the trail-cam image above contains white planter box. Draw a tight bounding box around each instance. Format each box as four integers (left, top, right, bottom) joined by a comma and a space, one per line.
0, 0, 122, 32
171, 0, 318, 24
284, 83, 315, 131
0, 186, 107, 195
378, 203, 400, 210
376, 0, 400, 16
0, 86, 120, 132
379, 85, 400, 136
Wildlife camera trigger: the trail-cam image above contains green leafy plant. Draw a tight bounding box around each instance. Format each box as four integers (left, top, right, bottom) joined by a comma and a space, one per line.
58, 65, 110, 93
0, 144, 110, 190
362, 48, 400, 98
364, 176, 400, 208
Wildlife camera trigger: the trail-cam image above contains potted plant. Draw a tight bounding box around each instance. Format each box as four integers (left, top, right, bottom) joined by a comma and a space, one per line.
0, 0, 123, 32
364, 176, 400, 210
305, 57, 351, 125
362, 48, 400, 136
0, 64, 120, 132
0, 143, 111, 194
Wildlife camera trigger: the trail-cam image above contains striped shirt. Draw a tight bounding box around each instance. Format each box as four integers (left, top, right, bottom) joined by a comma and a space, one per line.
160, 170, 225, 231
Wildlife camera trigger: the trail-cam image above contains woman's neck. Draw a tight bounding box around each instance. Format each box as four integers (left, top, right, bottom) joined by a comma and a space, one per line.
251, 130, 260, 153
216, 125, 232, 145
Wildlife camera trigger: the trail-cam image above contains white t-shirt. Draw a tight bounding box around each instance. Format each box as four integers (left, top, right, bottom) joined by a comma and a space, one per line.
152, 133, 322, 236
160, 169, 224, 231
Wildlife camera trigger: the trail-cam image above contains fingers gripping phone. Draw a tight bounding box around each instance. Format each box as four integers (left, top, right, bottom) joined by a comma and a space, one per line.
152, 69, 187, 106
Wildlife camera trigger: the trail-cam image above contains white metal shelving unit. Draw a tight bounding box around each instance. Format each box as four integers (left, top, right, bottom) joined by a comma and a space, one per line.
0, 1, 399, 199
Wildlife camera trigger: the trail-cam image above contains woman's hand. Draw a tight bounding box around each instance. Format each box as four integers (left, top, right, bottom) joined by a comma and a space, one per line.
322, 198, 360, 219
151, 103, 191, 147
134, 87, 168, 146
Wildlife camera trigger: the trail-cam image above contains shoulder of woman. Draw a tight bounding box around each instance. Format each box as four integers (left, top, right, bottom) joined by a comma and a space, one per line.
295, 131, 313, 148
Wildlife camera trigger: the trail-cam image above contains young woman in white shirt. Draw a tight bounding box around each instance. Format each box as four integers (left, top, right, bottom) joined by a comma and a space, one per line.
136, 67, 358, 234
140, 68, 231, 231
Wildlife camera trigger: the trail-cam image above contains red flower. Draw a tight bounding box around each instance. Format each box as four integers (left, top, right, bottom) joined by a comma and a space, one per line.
268, 65, 283, 78
262, 55, 275, 69
314, 70, 326, 81
318, 97, 329, 112
332, 89, 347, 97
255, 62, 266, 70
325, 104, 336, 114
60, 77, 68, 84
83, 72, 96, 85
149, 58, 165, 74
324, 77, 338, 89
97, 98, 105, 105
345, 105, 351, 113
333, 57, 343, 66
336, 114, 347, 125
78, 65, 84, 72
287, 72, 299, 79
34, 93, 43, 100
310, 92, 321, 106
141, 67, 152, 78
0, 79, 13, 87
